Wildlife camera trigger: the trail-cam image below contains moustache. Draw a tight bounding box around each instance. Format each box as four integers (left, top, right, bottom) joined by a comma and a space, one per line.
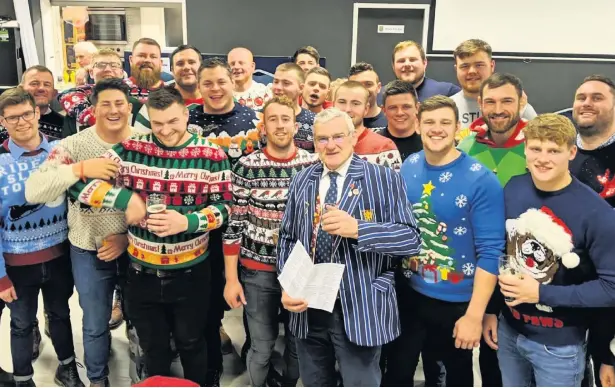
488, 113, 509, 119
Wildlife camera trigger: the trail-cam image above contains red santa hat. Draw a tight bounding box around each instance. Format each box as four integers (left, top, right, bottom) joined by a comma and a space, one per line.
132, 376, 199, 387
507, 206, 580, 269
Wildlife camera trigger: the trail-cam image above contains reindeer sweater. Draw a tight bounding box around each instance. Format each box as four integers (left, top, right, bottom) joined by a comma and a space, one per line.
222, 148, 318, 271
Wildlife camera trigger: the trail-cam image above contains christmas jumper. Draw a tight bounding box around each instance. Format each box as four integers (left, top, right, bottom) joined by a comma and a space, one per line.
0, 109, 66, 144
570, 138, 615, 208
0, 136, 68, 292
364, 110, 388, 132
379, 127, 423, 163
67, 132, 232, 269
25, 126, 143, 251
415, 77, 461, 102
294, 108, 316, 153
450, 91, 537, 129
457, 117, 528, 187
400, 151, 505, 302
188, 102, 261, 166
222, 148, 318, 271
354, 129, 402, 171
57, 79, 153, 130
234, 81, 272, 112
502, 173, 615, 346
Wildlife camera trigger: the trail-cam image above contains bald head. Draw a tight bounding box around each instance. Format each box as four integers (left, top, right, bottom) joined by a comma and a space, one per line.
228, 47, 255, 86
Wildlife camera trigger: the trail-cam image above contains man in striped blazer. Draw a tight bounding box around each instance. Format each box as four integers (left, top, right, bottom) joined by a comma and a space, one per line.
277, 108, 422, 387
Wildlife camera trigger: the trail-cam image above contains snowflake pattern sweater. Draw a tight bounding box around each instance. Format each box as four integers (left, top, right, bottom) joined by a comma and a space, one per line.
222, 148, 318, 271
457, 118, 528, 187
67, 133, 232, 269
294, 108, 316, 152
188, 103, 261, 166
0, 136, 68, 291
399, 151, 505, 302
354, 129, 402, 171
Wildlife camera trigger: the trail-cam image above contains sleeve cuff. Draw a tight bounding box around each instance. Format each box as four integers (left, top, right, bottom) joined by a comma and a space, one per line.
114, 189, 134, 210
477, 258, 499, 276
222, 242, 240, 256
0, 276, 13, 293
186, 213, 199, 233
538, 284, 554, 305
60, 164, 80, 183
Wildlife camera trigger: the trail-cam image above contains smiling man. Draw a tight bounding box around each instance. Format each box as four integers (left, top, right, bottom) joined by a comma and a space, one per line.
127, 38, 165, 102
169, 45, 203, 106
349, 62, 387, 132
392, 41, 460, 102
228, 47, 270, 112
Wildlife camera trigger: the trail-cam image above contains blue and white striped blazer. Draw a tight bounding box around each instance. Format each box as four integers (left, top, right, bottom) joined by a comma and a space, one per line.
277, 155, 422, 347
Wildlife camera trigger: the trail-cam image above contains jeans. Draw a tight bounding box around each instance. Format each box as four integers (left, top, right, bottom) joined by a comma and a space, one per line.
296, 303, 382, 387
6, 254, 75, 380
384, 279, 474, 387
241, 268, 299, 386
497, 316, 586, 387
70, 244, 127, 383
124, 259, 211, 386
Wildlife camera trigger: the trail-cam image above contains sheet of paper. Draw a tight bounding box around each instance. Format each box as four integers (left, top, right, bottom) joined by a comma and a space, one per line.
304, 263, 345, 312
278, 241, 314, 300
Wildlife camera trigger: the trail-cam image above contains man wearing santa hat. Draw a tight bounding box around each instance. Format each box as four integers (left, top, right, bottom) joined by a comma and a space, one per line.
487, 113, 615, 387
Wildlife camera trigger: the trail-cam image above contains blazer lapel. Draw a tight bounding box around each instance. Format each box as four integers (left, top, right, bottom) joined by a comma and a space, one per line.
302, 164, 322, 254
332, 155, 365, 253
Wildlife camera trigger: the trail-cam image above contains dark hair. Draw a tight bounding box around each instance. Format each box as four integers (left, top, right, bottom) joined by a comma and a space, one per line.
581, 74, 615, 97
90, 78, 131, 106
146, 86, 185, 110
292, 46, 320, 64
382, 80, 418, 106
198, 57, 232, 80
349, 62, 376, 77
22, 65, 54, 84
133, 37, 161, 52
0, 87, 36, 116
418, 95, 459, 123
170, 45, 202, 70
480, 73, 523, 99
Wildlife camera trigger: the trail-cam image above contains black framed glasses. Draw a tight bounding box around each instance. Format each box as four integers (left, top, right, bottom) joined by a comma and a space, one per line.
2, 111, 35, 125
93, 62, 122, 70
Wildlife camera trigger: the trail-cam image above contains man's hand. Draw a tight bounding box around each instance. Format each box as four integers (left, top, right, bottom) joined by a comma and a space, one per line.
602, 364, 615, 387
147, 210, 188, 237
0, 286, 17, 303
224, 280, 246, 309
321, 206, 359, 239
499, 274, 540, 306
75, 68, 89, 86
126, 194, 146, 226
97, 234, 128, 261
482, 313, 499, 350
72, 158, 120, 180
282, 290, 308, 313
453, 313, 482, 349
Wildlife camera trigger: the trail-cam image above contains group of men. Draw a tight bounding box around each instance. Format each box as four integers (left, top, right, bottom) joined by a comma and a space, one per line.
0, 34, 614, 388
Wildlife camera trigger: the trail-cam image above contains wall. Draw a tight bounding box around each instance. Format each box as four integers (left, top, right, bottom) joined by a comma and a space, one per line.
186, 0, 615, 113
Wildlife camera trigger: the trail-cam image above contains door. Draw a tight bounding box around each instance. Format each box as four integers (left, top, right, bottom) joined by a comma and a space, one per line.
355, 7, 426, 85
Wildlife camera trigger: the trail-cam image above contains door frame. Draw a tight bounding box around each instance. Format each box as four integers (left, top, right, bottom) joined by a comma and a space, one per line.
351, 2, 431, 66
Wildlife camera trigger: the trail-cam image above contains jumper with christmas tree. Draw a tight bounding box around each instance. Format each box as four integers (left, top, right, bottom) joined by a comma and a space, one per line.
354, 129, 402, 171
294, 108, 316, 153
570, 133, 615, 208
234, 82, 271, 112
457, 117, 528, 187
399, 151, 504, 302
0, 136, 68, 292
502, 173, 615, 346
66, 133, 232, 269
222, 148, 318, 271
187, 102, 261, 166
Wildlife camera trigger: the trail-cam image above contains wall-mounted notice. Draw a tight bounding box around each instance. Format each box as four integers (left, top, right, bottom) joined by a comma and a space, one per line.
377, 25, 404, 34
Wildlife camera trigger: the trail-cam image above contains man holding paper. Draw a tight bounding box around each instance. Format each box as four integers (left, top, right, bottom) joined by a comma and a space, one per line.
277, 108, 422, 387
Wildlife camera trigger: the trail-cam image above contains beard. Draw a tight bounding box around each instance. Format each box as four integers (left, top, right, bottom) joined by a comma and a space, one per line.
575, 110, 614, 138
485, 111, 521, 134
131, 63, 161, 89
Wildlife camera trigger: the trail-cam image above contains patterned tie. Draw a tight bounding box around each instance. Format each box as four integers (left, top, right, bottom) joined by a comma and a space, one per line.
315, 171, 339, 264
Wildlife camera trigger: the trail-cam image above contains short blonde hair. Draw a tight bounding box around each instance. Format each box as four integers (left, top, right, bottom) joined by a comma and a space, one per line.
523, 114, 577, 148
262, 95, 296, 119
93, 48, 122, 62
392, 40, 426, 63
276, 62, 305, 84
453, 39, 492, 61
74, 41, 98, 54
327, 77, 347, 101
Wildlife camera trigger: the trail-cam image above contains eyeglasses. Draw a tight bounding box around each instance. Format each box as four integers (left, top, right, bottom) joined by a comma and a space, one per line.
2, 111, 35, 125
93, 62, 122, 70
315, 133, 350, 146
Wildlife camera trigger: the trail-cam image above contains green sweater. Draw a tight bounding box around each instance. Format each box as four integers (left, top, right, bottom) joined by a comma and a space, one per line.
68, 132, 232, 269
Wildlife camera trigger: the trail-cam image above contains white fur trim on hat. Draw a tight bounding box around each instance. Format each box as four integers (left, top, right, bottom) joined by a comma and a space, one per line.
561, 252, 580, 269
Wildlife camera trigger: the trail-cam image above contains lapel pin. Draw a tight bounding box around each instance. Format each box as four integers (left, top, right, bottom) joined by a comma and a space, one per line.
348, 191, 353, 198
352, 188, 360, 196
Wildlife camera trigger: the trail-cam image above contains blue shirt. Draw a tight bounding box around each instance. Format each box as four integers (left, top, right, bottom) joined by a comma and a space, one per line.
400, 151, 504, 302
416, 77, 461, 102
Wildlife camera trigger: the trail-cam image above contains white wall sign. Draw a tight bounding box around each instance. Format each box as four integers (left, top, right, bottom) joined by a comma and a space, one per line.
377, 24, 404, 34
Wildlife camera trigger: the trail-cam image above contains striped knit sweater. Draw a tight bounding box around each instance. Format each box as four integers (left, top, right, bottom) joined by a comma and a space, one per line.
354, 129, 402, 171
67, 133, 232, 269
222, 148, 318, 271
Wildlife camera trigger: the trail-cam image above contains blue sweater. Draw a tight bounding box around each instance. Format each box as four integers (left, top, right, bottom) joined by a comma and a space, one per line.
502, 174, 615, 346
0, 137, 68, 290
416, 77, 461, 102
400, 151, 504, 302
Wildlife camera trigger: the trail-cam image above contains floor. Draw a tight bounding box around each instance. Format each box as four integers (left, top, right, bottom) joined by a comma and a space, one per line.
0, 293, 482, 386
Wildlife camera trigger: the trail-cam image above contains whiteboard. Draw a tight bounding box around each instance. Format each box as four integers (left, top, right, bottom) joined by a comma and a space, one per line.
431, 0, 613, 58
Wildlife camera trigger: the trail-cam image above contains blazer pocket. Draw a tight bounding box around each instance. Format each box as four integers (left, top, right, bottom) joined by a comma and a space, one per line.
372, 271, 395, 293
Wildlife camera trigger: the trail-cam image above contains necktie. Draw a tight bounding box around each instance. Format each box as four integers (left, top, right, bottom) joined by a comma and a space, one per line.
315, 171, 339, 264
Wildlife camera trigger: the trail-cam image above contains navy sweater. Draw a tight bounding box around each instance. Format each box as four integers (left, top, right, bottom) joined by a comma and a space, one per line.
415, 77, 461, 102
502, 174, 615, 346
